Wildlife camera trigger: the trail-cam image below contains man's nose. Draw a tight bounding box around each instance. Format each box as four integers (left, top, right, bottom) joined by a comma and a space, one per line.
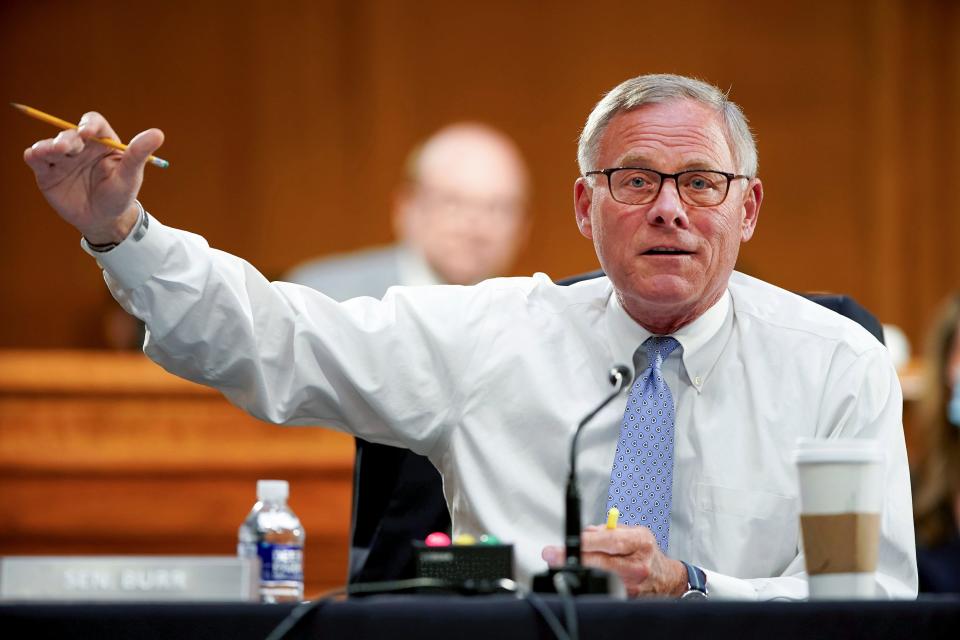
645, 179, 690, 229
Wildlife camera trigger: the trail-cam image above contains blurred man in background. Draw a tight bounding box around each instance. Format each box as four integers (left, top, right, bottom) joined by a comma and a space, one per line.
284, 122, 530, 298
284, 122, 530, 583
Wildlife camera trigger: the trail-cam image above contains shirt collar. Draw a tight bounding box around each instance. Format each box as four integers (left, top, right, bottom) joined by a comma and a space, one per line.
604, 287, 733, 393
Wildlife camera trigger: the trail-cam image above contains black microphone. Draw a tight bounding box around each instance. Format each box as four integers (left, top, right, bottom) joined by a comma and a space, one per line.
533, 364, 633, 595
565, 364, 632, 566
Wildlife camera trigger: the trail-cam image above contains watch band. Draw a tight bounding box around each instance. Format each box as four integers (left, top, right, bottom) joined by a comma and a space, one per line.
85, 201, 147, 253
680, 560, 708, 598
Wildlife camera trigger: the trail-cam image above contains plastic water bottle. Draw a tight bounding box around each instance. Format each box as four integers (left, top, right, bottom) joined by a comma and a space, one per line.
238, 479, 305, 603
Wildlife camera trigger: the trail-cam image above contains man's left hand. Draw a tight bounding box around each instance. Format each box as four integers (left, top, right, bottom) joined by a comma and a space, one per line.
541, 525, 688, 598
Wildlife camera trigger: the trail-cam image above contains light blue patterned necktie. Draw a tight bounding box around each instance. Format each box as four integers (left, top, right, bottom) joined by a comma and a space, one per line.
607, 336, 680, 552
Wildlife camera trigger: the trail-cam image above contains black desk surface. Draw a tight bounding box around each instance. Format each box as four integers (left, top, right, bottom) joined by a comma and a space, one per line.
3, 596, 959, 640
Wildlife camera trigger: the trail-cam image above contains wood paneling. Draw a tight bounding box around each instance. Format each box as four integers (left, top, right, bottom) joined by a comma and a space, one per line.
0, 350, 354, 595
0, 0, 957, 350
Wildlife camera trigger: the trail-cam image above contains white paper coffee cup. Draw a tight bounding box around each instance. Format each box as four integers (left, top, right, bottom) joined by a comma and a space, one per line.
794, 438, 884, 599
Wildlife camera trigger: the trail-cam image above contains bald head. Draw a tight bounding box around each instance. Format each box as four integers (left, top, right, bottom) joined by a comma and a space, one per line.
394, 123, 530, 285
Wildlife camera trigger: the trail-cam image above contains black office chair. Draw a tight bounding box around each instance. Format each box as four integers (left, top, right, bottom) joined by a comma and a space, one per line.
348, 439, 450, 583
347, 270, 885, 584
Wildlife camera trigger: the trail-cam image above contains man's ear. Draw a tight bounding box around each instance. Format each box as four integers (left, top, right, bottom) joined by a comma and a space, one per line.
740, 178, 763, 242
574, 177, 594, 239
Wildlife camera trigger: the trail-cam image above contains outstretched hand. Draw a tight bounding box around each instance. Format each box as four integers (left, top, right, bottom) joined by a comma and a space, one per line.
23, 112, 164, 245
541, 524, 688, 598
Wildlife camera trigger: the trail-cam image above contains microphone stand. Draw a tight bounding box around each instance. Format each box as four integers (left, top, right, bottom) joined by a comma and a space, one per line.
532, 366, 631, 596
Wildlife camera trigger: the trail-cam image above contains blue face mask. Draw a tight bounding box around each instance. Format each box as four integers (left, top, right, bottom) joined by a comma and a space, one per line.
949, 381, 960, 428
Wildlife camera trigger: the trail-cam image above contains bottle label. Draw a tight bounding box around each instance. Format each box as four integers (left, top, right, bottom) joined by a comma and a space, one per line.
256, 542, 303, 582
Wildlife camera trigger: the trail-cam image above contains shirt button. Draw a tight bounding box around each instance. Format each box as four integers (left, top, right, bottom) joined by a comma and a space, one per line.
694, 376, 702, 386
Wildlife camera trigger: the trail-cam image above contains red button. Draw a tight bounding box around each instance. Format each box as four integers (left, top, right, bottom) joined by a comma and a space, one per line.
424, 532, 452, 547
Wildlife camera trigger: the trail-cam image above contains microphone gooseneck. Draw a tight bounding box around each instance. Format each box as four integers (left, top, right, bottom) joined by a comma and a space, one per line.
567, 365, 632, 474
564, 364, 632, 567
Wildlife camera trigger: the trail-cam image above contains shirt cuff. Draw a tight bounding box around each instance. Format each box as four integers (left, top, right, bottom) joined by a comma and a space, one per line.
701, 570, 760, 600
80, 206, 174, 291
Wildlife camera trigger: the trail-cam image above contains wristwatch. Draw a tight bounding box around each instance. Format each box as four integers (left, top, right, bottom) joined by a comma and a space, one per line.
679, 561, 708, 600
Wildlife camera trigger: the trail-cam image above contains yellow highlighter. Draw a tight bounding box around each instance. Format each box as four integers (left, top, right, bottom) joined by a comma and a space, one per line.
606, 507, 620, 529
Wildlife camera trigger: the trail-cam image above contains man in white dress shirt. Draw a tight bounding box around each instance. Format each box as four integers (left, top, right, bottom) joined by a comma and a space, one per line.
23, 73, 917, 599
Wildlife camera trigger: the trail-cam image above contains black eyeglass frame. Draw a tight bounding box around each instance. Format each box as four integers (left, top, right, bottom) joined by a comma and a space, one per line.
584, 167, 752, 207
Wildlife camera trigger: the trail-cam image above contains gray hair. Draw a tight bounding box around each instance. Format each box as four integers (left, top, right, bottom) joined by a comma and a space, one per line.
577, 74, 758, 177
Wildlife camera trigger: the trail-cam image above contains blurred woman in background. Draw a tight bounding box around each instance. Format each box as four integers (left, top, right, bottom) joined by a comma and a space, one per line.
913, 294, 960, 592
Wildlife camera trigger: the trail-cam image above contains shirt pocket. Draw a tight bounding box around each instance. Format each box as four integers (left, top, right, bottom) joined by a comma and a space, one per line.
693, 483, 799, 578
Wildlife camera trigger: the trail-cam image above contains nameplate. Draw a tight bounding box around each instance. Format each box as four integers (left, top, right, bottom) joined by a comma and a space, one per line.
0, 556, 260, 602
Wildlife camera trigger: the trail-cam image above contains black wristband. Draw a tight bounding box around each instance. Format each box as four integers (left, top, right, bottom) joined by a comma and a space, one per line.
84, 201, 146, 253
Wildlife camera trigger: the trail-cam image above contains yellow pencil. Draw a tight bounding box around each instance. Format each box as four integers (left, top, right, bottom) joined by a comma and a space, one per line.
11, 102, 169, 169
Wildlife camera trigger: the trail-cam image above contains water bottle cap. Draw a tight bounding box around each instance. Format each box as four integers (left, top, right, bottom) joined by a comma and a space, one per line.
257, 479, 289, 502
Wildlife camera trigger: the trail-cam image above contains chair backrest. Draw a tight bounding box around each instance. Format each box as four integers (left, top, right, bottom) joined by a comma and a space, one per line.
799, 293, 885, 345
348, 440, 450, 584
347, 271, 885, 584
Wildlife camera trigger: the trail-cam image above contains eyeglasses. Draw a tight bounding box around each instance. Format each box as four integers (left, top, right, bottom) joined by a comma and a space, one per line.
584, 167, 750, 207
415, 184, 524, 220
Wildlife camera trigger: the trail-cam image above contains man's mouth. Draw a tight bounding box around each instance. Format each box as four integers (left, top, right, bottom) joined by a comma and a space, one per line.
642, 246, 693, 256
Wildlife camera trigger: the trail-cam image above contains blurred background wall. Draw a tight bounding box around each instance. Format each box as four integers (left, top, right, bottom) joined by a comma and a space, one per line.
1, 0, 957, 350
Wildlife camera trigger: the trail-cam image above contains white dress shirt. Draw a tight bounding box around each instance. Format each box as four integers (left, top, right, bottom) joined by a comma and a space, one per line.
87, 213, 918, 599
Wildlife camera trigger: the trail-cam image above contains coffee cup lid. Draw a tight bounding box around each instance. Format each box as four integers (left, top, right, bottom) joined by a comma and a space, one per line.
794, 437, 884, 464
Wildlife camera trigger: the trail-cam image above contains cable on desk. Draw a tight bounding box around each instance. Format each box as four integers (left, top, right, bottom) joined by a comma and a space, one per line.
513, 582, 573, 640
263, 596, 337, 640
552, 571, 579, 640
264, 578, 574, 640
